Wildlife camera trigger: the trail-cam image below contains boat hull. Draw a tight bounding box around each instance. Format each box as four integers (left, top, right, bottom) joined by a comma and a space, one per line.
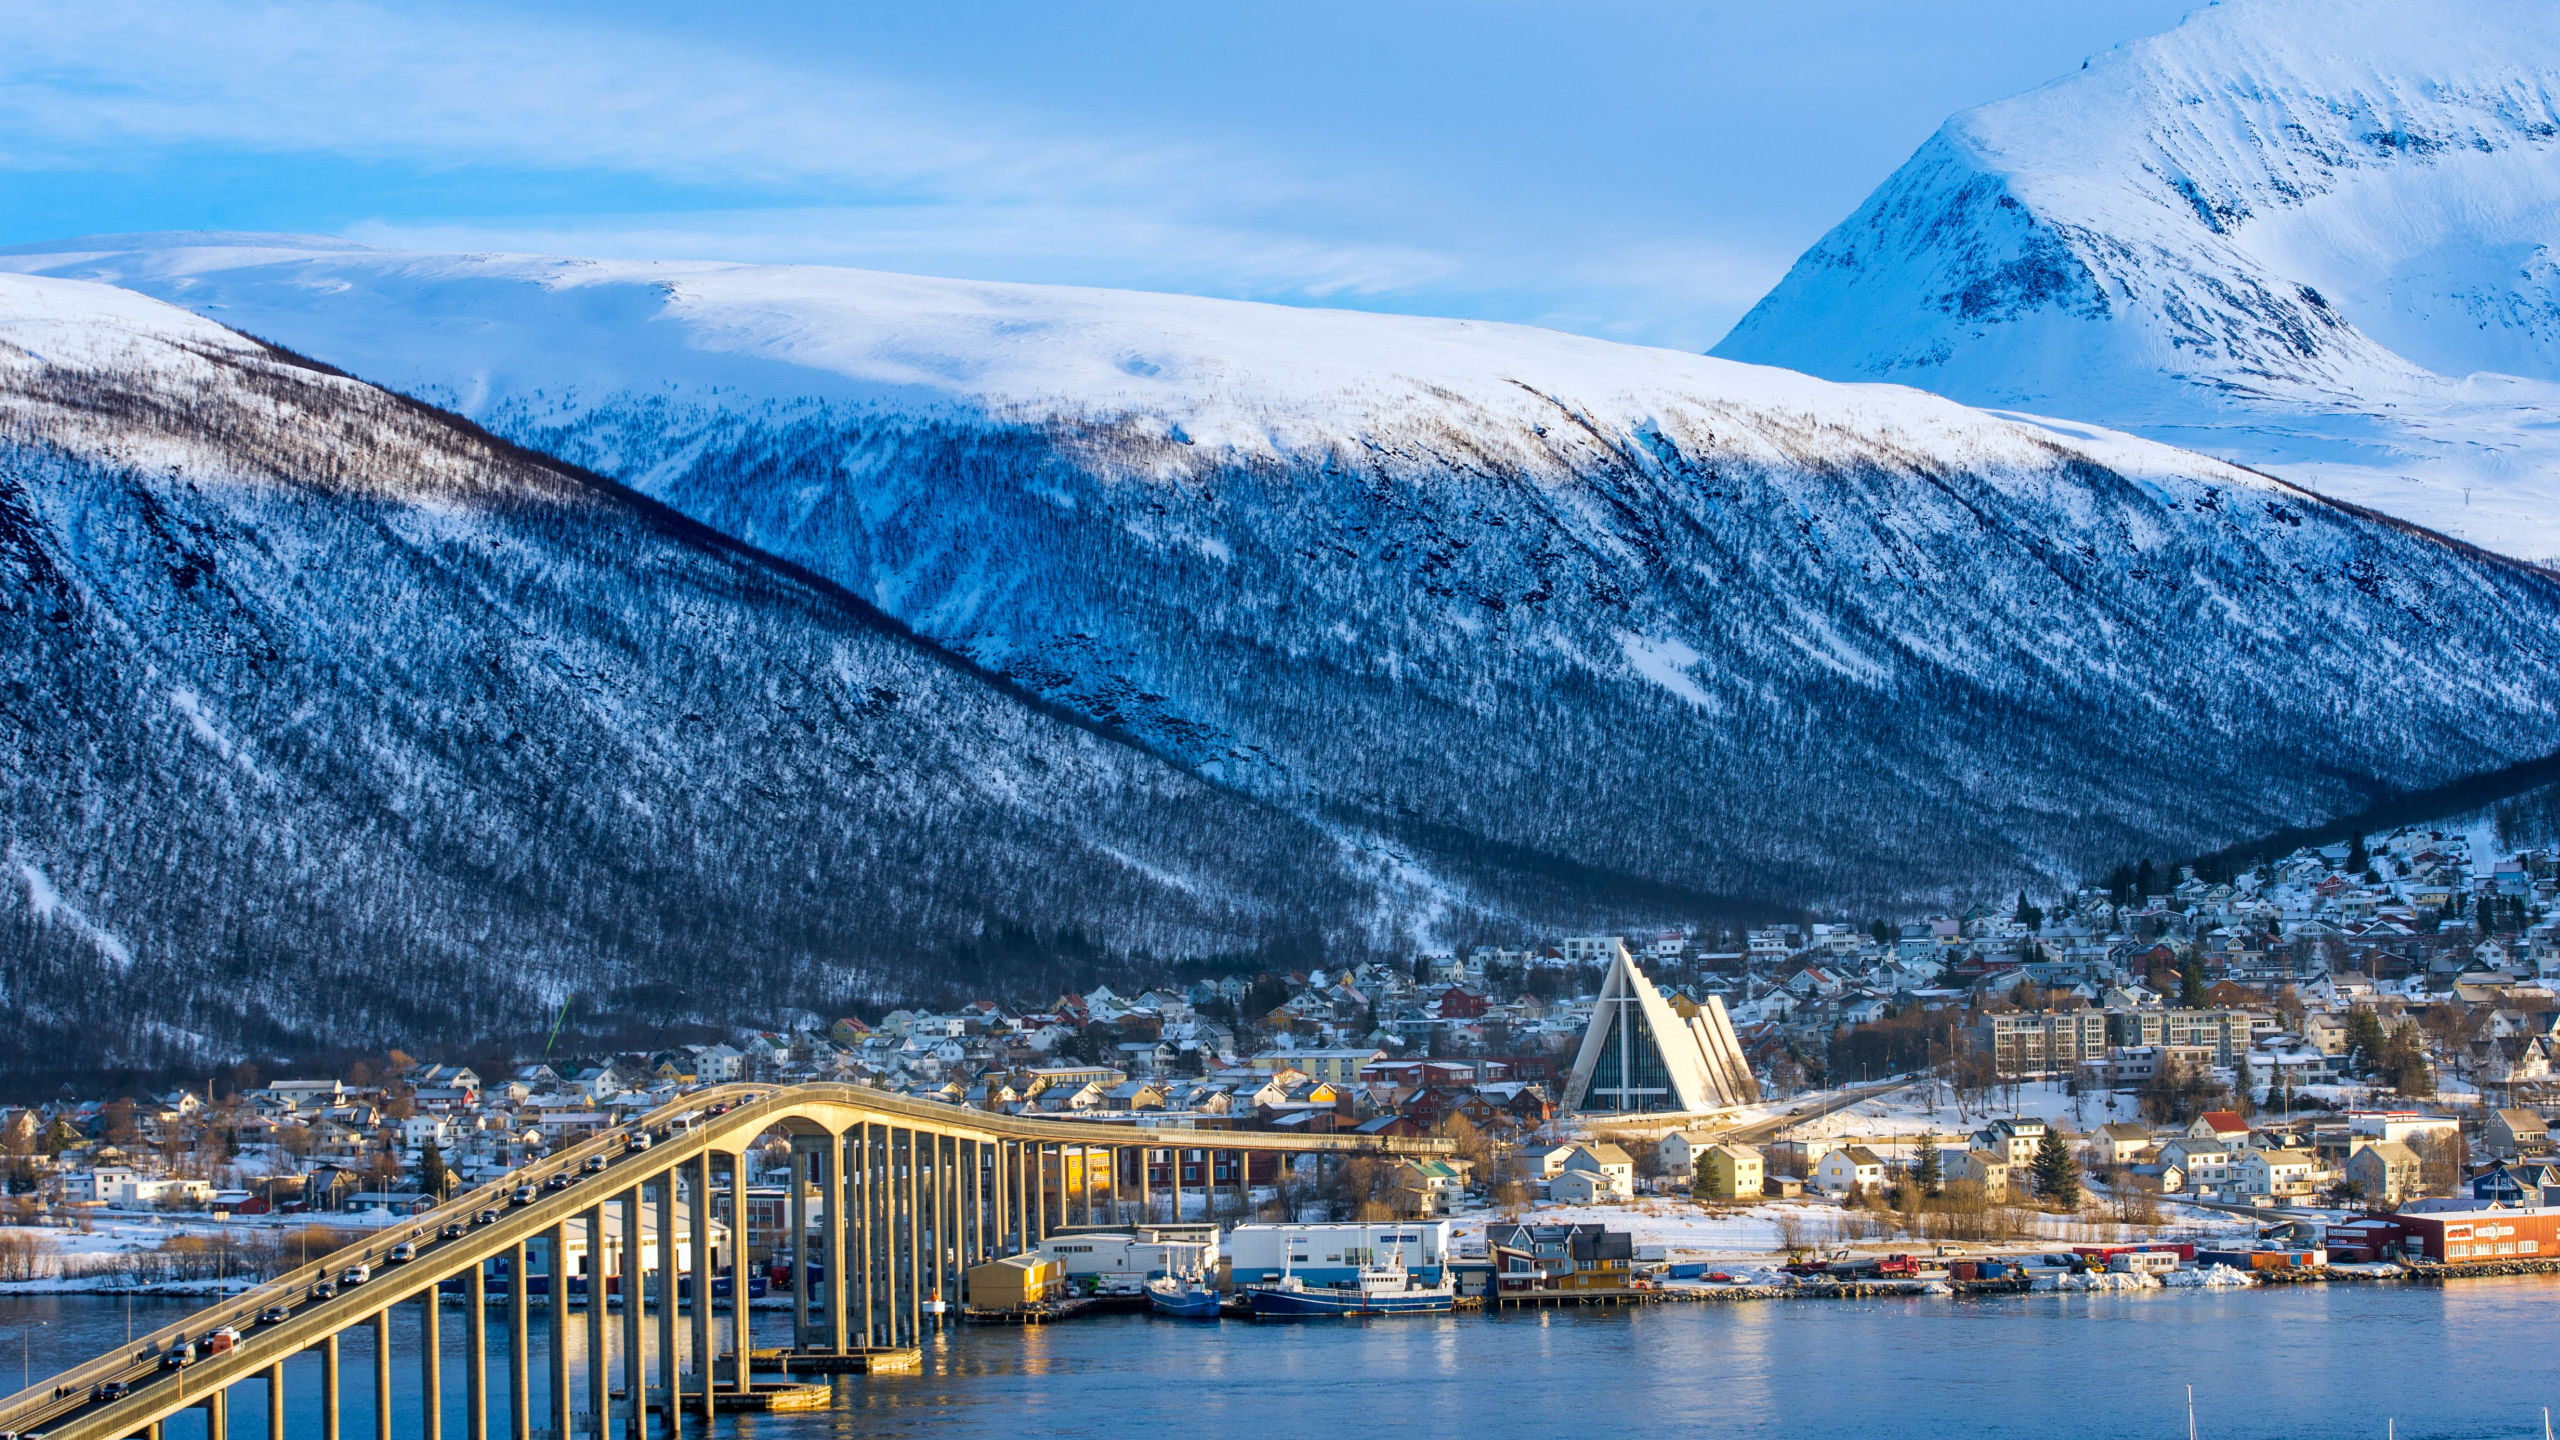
1146, 1284, 1223, 1319
1245, 1285, 1454, 1317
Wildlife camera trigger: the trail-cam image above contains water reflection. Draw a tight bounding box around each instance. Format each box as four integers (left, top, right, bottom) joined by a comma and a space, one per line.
11, 1282, 2560, 1439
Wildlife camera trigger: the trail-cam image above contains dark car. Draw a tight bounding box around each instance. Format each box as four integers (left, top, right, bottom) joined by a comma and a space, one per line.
583, 1155, 608, 1174
258, 1305, 291, 1326
90, 1381, 130, 1403
308, 1280, 337, 1300
474, 1209, 500, 1227
440, 1222, 467, 1241
545, 1173, 574, 1191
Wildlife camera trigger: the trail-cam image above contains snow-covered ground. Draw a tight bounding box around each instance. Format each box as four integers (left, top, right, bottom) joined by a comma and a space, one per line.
1449, 1195, 2250, 1264
1773, 1077, 2118, 1147
0, 1210, 404, 1295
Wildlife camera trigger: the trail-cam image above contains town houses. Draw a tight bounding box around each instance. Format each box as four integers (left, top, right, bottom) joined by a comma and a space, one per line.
0, 826, 2549, 1255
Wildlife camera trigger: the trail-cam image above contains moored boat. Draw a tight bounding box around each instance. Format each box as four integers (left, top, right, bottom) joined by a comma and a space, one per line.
1146, 1274, 1222, 1318
1245, 1264, 1455, 1317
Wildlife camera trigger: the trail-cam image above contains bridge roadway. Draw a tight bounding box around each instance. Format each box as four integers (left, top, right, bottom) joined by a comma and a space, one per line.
0, 1081, 1449, 1440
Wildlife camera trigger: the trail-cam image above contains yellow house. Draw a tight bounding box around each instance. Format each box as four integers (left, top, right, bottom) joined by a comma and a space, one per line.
1699, 1143, 1764, 1202
965, 1255, 1063, 1311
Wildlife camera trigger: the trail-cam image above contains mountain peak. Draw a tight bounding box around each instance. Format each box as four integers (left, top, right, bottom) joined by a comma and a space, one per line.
1714, 0, 2560, 562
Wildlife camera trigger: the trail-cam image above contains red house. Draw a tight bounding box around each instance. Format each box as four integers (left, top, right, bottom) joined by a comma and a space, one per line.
1437, 986, 1489, 1019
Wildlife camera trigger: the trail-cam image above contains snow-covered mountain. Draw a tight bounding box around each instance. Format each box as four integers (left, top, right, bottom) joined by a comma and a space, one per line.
1714, 0, 2560, 562
10, 234, 2559, 962
0, 273, 1439, 1078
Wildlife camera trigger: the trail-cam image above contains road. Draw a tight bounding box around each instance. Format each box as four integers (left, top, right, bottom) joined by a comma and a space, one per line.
1713, 1078, 1920, 1146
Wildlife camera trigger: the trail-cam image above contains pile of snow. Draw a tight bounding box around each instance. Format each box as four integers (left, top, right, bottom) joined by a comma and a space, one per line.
2040, 1269, 2159, 1292
2159, 1264, 2259, 1289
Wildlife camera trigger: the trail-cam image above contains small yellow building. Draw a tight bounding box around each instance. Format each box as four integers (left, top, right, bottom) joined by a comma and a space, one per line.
965, 1255, 1063, 1311
1698, 1143, 1764, 1202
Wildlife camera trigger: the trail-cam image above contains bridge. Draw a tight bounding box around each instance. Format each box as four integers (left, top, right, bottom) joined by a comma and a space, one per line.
0, 1082, 1449, 1440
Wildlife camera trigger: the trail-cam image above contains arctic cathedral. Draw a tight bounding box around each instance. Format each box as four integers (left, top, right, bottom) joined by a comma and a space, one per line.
1563, 945, 1761, 1115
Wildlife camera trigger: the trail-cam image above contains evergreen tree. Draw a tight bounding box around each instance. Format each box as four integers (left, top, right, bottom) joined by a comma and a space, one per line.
2135, 858, 2157, 898
2031, 1128, 2081, 1209
1914, 1132, 1943, 1197
2014, 891, 2044, 930
2178, 954, 2208, 1009
2344, 1007, 2389, 1074
418, 1137, 449, 1198
2345, 833, 2369, 875
2233, 1048, 2257, 1116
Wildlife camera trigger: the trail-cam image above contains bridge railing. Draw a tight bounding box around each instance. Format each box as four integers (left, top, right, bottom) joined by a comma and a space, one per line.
0, 1079, 1450, 1433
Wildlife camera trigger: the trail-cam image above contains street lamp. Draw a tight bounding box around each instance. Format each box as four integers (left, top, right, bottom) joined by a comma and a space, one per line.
20, 1320, 45, 1392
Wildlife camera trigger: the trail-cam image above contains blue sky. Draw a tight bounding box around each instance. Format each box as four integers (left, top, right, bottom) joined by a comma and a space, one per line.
2, 1, 2199, 350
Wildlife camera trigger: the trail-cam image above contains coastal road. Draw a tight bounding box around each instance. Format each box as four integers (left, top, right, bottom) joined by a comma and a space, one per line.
1713, 1078, 1919, 1146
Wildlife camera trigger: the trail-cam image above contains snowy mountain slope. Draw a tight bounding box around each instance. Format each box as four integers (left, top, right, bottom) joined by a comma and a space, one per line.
13, 235, 2560, 926
1713, 0, 2560, 561
0, 273, 1446, 1078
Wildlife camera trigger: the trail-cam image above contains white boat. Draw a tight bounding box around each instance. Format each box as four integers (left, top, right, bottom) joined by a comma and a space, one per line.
1245, 1263, 1454, 1317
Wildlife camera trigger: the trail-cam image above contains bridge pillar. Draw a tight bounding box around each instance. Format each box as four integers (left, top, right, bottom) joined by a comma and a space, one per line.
724, 1157, 749, 1397
581, 1205, 606, 1440
422, 1288, 444, 1440
652, 1178, 679, 1440
373, 1307, 391, 1440
619, 1188, 644, 1440
857, 1126, 877, 1346
547, 1221, 570, 1440
932, 1133, 951, 1317
855, 1122, 875, 1342
943, 1133, 960, 1309
828, 1130, 850, 1356
205, 1378, 228, 1440
787, 1143, 810, 1354
511, 1240, 532, 1440
321, 1331, 342, 1440
966, 1138, 982, 1271
911, 1127, 931, 1342
688, 1155, 713, 1429
467, 1258, 488, 1440
266, 1362, 285, 1440
1171, 1146, 1183, 1223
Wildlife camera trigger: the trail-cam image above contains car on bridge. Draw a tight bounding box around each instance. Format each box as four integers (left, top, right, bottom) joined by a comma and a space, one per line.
388, 1241, 417, 1263
91, 1380, 130, 1403
340, 1264, 371, 1287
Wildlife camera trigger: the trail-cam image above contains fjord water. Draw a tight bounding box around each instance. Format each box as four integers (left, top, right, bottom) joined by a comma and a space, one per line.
9, 1282, 2555, 1439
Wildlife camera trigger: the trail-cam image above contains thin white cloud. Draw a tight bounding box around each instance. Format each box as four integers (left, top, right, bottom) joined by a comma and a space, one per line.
0, 0, 1791, 344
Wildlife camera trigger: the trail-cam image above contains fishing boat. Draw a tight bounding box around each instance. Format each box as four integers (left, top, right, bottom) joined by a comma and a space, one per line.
1244, 1263, 1455, 1318
1145, 1273, 1222, 1318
